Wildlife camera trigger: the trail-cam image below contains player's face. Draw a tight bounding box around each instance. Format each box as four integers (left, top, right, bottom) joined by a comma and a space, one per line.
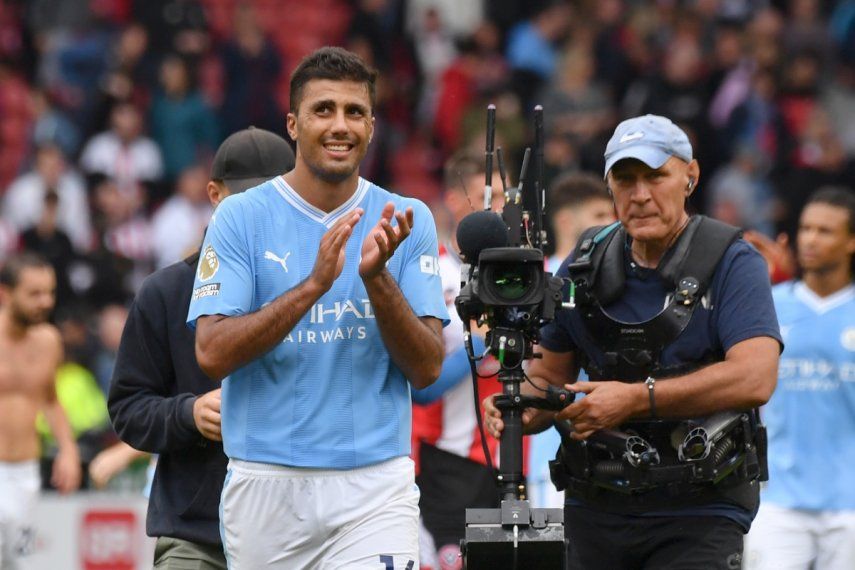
797, 202, 855, 273
5, 267, 56, 327
576, 197, 616, 234
287, 79, 374, 185
446, 172, 504, 223
607, 157, 697, 247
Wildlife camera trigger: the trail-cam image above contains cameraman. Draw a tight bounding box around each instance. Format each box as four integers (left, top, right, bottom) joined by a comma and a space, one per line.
485, 114, 782, 570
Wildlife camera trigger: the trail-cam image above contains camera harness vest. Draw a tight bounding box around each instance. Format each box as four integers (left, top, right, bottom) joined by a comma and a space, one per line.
550, 215, 768, 510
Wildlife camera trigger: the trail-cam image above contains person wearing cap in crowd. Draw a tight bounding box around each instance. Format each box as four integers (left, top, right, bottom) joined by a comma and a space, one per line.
484, 114, 782, 569
188, 47, 447, 569
108, 127, 295, 569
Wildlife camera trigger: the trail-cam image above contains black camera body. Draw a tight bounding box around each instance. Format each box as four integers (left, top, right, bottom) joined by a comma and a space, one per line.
457, 247, 564, 365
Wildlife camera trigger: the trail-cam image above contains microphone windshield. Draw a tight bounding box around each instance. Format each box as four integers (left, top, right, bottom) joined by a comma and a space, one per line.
456, 211, 508, 262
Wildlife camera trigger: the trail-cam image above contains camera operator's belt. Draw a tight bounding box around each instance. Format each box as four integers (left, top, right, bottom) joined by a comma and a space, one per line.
550, 413, 767, 512
566, 216, 741, 380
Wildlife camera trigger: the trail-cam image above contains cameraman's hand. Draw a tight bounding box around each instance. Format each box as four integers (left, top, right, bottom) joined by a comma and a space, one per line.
470, 319, 490, 338
483, 393, 538, 439
556, 381, 644, 440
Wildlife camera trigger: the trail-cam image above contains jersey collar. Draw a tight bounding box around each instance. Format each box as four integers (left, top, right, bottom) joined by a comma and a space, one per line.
272, 176, 369, 228
794, 281, 855, 314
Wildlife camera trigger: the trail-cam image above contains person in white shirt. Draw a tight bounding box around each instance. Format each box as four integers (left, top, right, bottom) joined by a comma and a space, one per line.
3, 144, 92, 252
80, 101, 163, 207
150, 165, 213, 269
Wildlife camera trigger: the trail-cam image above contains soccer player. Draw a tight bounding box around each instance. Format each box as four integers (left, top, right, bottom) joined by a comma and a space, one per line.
745, 187, 855, 570
189, 47, 448, 568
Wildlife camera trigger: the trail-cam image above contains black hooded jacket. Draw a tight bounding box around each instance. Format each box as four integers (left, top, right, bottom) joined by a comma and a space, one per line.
108, 253, 227, 546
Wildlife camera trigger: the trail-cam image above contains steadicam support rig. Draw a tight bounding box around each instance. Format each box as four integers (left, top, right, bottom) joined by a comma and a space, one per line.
454, 105, 574, 570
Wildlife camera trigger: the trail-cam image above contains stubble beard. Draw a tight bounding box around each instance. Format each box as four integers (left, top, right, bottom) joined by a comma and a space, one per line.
11, 305, 49, 329
308, 160, 358, 185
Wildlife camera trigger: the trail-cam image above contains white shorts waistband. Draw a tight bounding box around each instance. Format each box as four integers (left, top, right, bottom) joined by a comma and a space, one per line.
0, 460, 39, 479
227, 456, 412, 478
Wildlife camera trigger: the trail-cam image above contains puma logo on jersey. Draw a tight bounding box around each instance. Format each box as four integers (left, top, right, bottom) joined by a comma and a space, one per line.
264, 250, 291, 272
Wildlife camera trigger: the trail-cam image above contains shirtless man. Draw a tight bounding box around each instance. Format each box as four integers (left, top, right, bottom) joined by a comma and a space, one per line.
0, 252, 80, 568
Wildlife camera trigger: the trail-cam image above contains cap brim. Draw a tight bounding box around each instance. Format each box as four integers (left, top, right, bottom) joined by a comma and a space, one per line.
223, 176, 273, 194
604, 146, 672, 177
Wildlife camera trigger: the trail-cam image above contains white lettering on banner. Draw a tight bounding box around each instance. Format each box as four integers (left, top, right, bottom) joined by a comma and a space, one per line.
420, 255, 440, 275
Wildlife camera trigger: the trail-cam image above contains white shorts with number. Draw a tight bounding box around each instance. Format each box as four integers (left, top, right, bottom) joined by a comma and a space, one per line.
221, 456, 420, 569
744, 503, 855, 570
0, 461, 40, 570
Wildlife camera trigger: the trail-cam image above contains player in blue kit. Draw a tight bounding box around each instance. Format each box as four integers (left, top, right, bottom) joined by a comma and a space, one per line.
745, 187, 855, 570
188, 47, 447, 569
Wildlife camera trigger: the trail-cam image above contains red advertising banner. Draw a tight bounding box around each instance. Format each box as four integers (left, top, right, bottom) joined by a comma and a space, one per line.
80, 510, 137, 570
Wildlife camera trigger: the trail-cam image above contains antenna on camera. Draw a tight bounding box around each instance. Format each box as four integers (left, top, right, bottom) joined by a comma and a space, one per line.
517, 147, 531, 198
504, 147, 530, 248
496, 147, 508, 195
484, 104, 496, 211
534, 105, 545, 249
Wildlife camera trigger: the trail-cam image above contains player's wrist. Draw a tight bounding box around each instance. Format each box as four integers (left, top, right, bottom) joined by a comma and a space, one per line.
302, 275, 330, 298
360, 266, 391, 286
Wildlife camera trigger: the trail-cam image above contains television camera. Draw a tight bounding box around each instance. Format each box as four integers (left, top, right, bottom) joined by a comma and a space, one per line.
454, 105, 573, 570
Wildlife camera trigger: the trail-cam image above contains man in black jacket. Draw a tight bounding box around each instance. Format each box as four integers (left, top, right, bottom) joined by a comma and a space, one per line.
108, 127, 295, 569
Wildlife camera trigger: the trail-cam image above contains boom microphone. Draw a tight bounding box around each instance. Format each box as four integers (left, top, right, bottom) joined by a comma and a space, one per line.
457, 211, 508, 263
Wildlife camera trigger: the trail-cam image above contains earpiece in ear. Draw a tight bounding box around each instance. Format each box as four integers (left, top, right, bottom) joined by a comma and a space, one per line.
687, 178, 695, 193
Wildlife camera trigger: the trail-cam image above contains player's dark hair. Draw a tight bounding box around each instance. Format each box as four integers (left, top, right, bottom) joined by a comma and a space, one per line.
0, 252, 52, 288
548, 171, 611, 215
444, 150, 487, 191
806, 186, 855, 235
289, 47, 378, 114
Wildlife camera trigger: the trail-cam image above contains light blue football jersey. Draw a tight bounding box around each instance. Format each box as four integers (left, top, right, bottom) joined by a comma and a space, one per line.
187, 177, 449, 469
762, 281, 855, 510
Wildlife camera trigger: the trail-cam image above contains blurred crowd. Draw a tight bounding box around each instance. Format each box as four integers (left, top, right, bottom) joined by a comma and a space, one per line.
0, 0, 854, 489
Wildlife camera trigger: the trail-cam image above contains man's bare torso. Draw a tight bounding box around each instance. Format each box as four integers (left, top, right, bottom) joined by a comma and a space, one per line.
0, 323, 60, 462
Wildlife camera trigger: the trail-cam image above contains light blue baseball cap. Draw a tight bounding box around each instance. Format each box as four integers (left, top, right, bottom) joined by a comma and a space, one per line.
603, 114, 693, 177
